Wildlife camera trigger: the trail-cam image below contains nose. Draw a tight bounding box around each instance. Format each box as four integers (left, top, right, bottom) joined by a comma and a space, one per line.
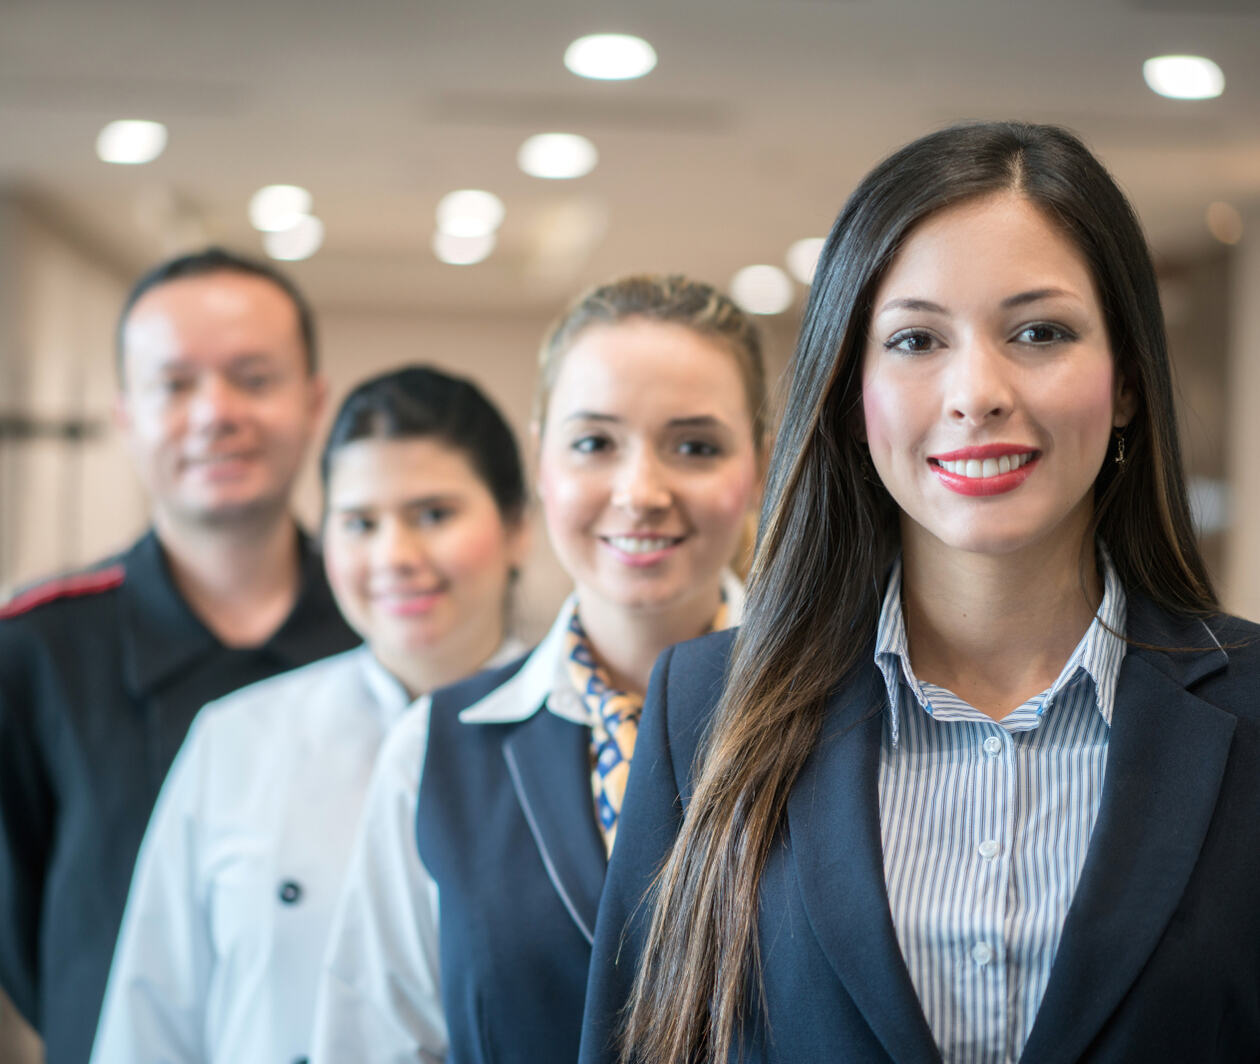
945, 334, 1014, 426
610, 446, 672, 514
372, 516, 431, 572
186, 373, 244, 432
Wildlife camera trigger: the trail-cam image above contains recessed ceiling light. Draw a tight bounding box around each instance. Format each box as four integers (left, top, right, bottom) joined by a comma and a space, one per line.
731, 265, 794, 315
564, 34, 657, 81
518, 133, 598, 180
1206, 201, 1243, 245
786, 237, 826, 285
432, 230, 496, 266
435, 189, 505, 238
249, 185, 313, 232
96, 120, 168, 165
263, 215, 324, 261
1142, 55, 1224, 100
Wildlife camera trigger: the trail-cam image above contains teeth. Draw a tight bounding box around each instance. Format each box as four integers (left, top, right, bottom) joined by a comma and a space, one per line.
937, 453, 1034, 478
607, 536, 677, 553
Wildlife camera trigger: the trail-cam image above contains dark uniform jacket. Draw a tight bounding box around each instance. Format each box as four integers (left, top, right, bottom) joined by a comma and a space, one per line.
417, 653, 606, 1064
580, 597, 1260, 1064
0, 528, 357, 1064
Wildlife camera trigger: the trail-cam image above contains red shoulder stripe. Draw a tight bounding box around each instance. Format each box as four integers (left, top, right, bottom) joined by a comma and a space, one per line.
0, 564, 126, 619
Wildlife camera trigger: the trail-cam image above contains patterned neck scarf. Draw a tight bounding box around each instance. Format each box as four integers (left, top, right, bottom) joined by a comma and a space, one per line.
564, 601, 729, 856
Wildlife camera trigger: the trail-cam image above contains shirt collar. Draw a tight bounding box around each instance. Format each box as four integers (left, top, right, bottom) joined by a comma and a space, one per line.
120, 526, 354, 696
459, 596, 588, 726
358, 645, 412, 721
362, 634, 531, 728
459, 570, 746, 728
874, 546, 1127, 746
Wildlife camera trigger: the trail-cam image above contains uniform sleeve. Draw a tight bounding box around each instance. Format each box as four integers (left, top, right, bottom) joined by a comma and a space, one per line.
309, 705, 447, 1064
0, 631, 52, 1025
89, 717, 216, 1064
579, 646, 685, 1064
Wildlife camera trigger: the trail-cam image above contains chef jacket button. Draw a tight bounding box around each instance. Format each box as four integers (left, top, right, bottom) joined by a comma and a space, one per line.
278, 879, 303, 905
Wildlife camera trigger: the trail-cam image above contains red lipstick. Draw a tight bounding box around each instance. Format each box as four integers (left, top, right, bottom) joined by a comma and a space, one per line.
928, 445, 1040, 497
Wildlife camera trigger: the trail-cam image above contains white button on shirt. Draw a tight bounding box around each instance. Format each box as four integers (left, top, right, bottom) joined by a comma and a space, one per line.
874, 552, 1127, 1064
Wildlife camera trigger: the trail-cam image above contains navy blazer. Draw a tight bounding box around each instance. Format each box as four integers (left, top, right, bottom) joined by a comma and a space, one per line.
417, 654, 607, 1064
579, 596, 1260, 1063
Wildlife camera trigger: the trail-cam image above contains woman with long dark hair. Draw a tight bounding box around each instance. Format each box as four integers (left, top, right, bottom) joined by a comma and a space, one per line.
310, 275, 767, 1063
580, 122, 1260, 1063
91, 366, 529, 1064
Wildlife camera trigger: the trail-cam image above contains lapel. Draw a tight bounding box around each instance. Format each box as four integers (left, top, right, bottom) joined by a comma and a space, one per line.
503, 707, 607, 945
1020, 598, 1235, 1064
788, 662, 943, 1064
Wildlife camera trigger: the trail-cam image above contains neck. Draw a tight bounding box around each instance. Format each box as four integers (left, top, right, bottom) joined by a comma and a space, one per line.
154, 505, 303, 648
900, 523, 1101, 722
576, 581, 725, 696
380, 617, 507, 701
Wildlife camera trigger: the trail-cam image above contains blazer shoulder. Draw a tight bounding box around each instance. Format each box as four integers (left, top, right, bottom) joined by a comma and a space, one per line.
655, 627, 737, 785
1207, 610, 1260, 654
1205, 611, 1260, 709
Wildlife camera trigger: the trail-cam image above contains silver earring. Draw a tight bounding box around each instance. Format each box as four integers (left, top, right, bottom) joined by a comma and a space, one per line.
1113, 429, 1126, 467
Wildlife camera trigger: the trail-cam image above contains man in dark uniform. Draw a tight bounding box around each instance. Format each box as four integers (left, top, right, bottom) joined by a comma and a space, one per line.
0, 248, 357, 1064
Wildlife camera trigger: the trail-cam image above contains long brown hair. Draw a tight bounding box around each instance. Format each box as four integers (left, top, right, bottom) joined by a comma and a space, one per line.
619, 121, 1216, 1063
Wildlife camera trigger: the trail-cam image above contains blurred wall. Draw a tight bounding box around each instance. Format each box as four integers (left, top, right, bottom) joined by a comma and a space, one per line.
1224, 202, 1260, 622
0, 194, 143, 594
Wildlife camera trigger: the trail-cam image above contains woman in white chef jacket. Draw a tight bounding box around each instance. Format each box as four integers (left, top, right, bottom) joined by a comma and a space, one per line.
90, 365, 531, 1064
309, 274, 768, 1064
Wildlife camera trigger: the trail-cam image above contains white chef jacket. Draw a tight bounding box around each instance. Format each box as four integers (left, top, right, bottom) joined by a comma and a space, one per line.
90, 638, 525, 1064
309, 574, 745, 1064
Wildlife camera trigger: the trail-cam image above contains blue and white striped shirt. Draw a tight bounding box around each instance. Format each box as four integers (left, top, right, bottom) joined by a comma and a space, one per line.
875, 552, 1126, 1064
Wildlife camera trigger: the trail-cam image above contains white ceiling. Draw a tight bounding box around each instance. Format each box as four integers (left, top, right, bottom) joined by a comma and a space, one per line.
1, 0, 1258, 314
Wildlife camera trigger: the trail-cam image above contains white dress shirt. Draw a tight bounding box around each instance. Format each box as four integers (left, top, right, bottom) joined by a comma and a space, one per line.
310, 573, 744, 1064
90, 639, 524, 1064
874, 553, 1126, 1064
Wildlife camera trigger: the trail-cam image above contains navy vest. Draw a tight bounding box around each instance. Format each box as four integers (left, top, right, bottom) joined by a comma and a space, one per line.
417, 654, 608, 1063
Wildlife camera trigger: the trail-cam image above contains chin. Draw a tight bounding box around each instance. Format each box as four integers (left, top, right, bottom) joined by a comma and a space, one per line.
178, 490, 287, 527
930, 512, 1086, 558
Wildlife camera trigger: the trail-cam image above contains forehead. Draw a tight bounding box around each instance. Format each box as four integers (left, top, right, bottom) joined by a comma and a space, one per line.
875, 193, 1098, 305
121, 271, 303, 373
547, 319, 750, 422
327, 436, 488, 505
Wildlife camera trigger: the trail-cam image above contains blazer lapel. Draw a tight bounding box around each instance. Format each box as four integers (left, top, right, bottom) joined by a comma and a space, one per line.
1020, 606, 1236, 1064
788, 664, 942, 1064
503, 708, 607, 945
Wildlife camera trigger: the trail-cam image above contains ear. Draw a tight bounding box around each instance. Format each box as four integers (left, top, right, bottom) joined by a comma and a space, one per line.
307, 373, 329, 423
505, 511, 533, 571
1113, 373, 1138, 428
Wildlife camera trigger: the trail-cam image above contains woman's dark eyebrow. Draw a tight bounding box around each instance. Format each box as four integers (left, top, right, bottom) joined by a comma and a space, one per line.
876, 297, 948, 316
1001, 287, 1076, 308
562, 410, 619, 423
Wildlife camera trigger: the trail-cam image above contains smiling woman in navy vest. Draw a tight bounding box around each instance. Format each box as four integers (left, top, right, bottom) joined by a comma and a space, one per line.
580, 123, 1260, 1064
310, 275, 768, 1063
